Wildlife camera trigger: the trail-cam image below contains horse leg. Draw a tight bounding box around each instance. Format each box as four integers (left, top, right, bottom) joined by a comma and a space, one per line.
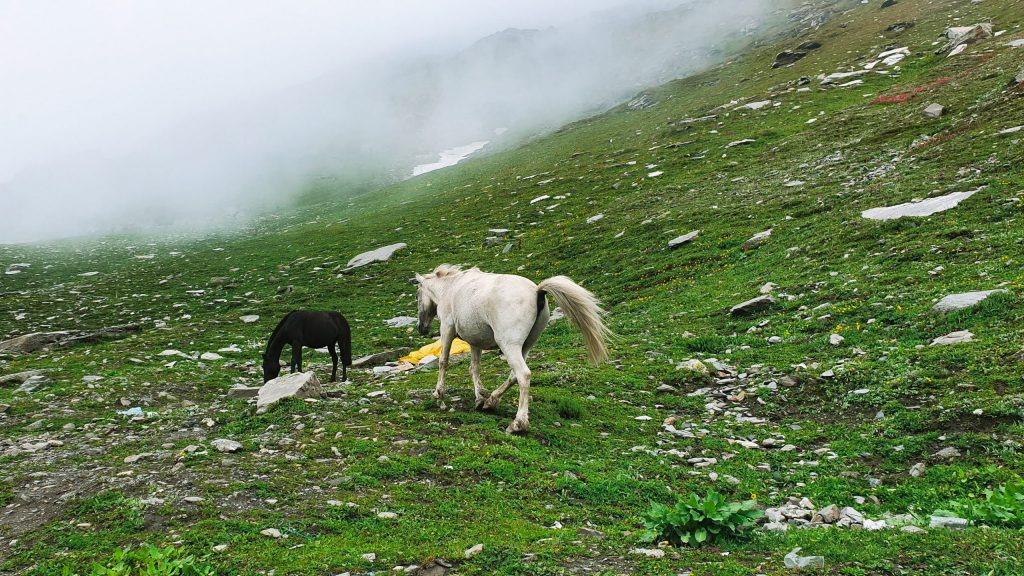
291, 345, 302, 373
483, 343, 533, 411
432, 326, 456, 401
503, 346, 532, 434
470, 346, 489, 409
328, 343, 338, 382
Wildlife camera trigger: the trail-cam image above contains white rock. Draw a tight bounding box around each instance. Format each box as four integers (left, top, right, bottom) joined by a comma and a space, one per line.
261, 528, 283, 538
862, 189, 980, 220
384, 316, 417, 328
257, 372, 323, 413
200, 352, 223, 361
933, 290, 1006, 312
464, 544, 484, 558
829, 334, 845, 346
346, 243, 407, 269
930, 330, 974, 346
668, 230, 699, 249
630, 548, 665, 558
377, 511, 398, 519
784, 548, 824, 570
239, 315, 260, 323
929, 516, 968, 529
211, 439, 243, 453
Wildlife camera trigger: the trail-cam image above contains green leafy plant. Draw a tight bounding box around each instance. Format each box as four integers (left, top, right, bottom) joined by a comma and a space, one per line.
936, 481, 1024, 528
62, 544, 217, 576
555, 398, 584, 420
641, 490, 762, 547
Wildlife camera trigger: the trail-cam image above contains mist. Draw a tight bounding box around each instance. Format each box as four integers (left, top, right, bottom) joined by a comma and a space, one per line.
0, 1, 783, 245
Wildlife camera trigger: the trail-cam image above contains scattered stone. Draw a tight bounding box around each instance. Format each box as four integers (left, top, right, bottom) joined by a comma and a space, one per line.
345, 243, 407, 270
362, 553, 377, 562
929, 516, 968, 529
932, 447, 961, 461
240, 315, 260, 323
784, 548, 824, 570
909, 462, 926, 477
938, 23, 993, 55
0, 369, 48, 388
923, 103, 945, 118
261, 528, 284, 538
200, 352, 223, 361
930, 330, 974, 346
886, 22, 915, 33
630, 548, 665, 559
257, 372, 323, 414
377, 511, 398, 519
626, 93, 657, 110
933, 290, 1007, 312
726, 139, 756, 148
385, 316, 417, 328
211, 439, 243, 453
861, 189, 980, 220
353, 348, 412, 368
730, 295, 775, 316
668, 230, 699, 249
676, 359, 708, 373
902, 525, 928, 534
587, 214, 605, 224
829, 334, 844, 346
743, 229, 772, 250
578, 527, 606, 539
123, 453, 151, 464
0, 332, 71, 354
464, 544, 484, 559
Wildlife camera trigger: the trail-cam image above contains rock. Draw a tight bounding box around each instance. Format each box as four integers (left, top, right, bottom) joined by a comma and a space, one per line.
738, 100, 773, 111
930, 330, 974, 346
880, 0, 897, 7
0, 369, 48, 387
773, 50, 807, 68
929, 516, 968, 529
240, 315, 260, 323
418, 560, 451, 576
353, 348, 411, 368
743, 229, 772, 250
209, 277, 231, 287
226, 386, 261, 399
0, 332, 71, 354
730, 295, 775, 316
345, 243, 407, 270
668, 230, 699, 249
676, 359, 708, 373
200, 352, 223, 361
464, 544, 483, 559
183, 496, 205, 503
933, 290, 1007, 312
261, 528, 283, 538
548, 307, 565, 324
923, 103, 945, 118
377, 511, 398, 519
384, 316, 417, 328
932, 446, 961, 461
840, 507, 864, 524
798, 41, 822, 50
211, 439, 243, 453
629, 548, 665, 559
861, 189, 980, 220
578, 527, 606, 539
626, 93, 657, 110
886, 22, 915, 33
726, 139, 756, 148
764, 521, 789, 532
938, 23, 993, 54
213, 544, 228, 552
587, 214, 604, 224
257, 372, 323, 413
817, 504, 841, 523
829, 334, 844, 346
784, 548, 824, 570
124, 453, 151, 464
760, 282, 777, 294
864, 519, 887, 530
909, 462, 926, 477
902, 525, 928, 534
489, 228, 510, 237
655, 384, 677, 394
361, 553, 376, 562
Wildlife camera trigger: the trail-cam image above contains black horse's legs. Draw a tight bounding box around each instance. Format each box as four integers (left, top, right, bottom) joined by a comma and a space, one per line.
328, 343, 339, 382
291, 345, 302, 373
341, 363, 347, 382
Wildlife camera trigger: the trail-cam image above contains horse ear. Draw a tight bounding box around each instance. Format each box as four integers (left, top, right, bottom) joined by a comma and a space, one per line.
412, 273, 425, 285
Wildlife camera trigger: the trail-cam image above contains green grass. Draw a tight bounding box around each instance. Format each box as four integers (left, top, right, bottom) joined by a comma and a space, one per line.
2, 0, 1024, 574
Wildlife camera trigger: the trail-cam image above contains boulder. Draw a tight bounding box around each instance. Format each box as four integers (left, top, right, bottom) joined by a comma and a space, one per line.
226, 386, 261, 400
384, 316, 417, 328
930, 330, 974, 346
0, 332, 71, 354
345, 243, 407, 270
730, 295, 776, 316
743, 229, 772, 250
0, 369, 48, 387
923, 103, 944, 118
256, 372, 323, 413
938, 23, 993, 54
211, 439, 243, 453
668, 230, 699, 249
352, 348, 412, 368
861, 189, 980, 220
773, 51, 807, 68
784, 548, 824, 570
933, 290, 1006, 312
929, 516, 968, 529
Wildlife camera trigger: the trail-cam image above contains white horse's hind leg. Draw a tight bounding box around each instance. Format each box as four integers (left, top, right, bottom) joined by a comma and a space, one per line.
482, 370, 516, 411
433, 327, 456, 400
503, 347, 532, 434
470, 346, 489, 409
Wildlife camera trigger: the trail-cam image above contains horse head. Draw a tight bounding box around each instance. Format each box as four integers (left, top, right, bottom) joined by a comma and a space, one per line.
261, 352, 281, 383
413, 272, 438, 336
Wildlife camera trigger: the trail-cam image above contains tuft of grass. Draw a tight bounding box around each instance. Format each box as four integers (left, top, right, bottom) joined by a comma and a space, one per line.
555, 397, 584, 419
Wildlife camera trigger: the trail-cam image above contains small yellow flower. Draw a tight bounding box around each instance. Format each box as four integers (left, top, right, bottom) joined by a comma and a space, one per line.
751, 492, 758, 500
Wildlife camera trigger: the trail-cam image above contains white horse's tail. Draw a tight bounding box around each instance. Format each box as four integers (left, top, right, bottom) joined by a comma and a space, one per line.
537, 276, 610, 365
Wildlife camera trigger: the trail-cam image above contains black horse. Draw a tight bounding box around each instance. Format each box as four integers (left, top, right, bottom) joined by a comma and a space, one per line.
262, 310, 352, 383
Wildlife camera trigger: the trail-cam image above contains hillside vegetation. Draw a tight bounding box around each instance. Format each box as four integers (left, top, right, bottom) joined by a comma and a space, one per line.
2, 0, 1023, 574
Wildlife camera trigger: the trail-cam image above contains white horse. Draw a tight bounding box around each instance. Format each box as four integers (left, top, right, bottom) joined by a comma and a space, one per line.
413, 264, 610, 434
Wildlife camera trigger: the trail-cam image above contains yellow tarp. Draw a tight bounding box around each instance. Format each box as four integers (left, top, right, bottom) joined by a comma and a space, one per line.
400, 338, 472, 364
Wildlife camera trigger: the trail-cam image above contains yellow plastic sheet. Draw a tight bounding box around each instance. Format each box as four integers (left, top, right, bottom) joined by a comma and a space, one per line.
400, 338, 471, 364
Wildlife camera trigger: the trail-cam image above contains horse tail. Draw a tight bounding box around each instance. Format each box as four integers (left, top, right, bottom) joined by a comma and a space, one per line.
335, 314, 353, 367
536, 276, 610, 365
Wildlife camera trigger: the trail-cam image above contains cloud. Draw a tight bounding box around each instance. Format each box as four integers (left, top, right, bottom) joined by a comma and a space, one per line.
0, 0, 779, 244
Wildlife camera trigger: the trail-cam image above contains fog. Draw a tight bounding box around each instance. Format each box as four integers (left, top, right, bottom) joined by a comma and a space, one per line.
0, 1, 782, 244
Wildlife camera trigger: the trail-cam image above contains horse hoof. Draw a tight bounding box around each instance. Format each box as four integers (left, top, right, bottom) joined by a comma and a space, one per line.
474, 398, 487, 411
432, 390, 444, 400
506, 419, 529, 435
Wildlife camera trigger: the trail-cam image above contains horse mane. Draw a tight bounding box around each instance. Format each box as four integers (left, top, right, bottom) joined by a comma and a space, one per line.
265, 310, 296, 350
431, 264, 474, 278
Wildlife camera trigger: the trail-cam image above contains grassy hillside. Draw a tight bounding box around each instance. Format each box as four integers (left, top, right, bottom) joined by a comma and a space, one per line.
2, 0, 1024, 574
